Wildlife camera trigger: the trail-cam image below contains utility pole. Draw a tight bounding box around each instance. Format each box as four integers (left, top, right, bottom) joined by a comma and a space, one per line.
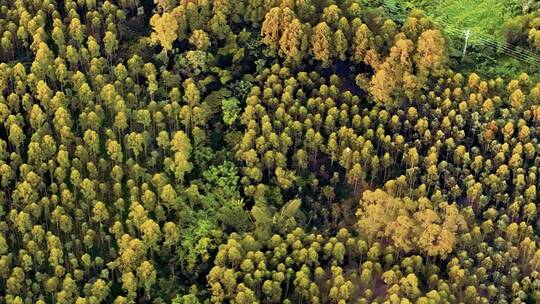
462, 29, 471, 62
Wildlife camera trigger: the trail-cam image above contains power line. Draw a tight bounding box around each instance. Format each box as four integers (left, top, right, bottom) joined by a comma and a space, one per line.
370, 0, 540, 66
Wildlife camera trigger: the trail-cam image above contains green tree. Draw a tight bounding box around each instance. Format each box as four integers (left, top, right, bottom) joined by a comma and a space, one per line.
222, 97, 240, 126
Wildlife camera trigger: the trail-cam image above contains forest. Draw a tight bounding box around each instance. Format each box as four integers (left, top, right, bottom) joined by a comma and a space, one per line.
1, 0, 540, 303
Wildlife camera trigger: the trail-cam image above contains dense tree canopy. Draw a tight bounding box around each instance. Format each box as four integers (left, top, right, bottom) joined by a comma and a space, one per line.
0, 0, 539, 303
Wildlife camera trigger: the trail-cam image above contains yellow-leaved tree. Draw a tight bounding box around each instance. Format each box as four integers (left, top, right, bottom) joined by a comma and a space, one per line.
356, 189, 467, 258
150, 12, 179, 52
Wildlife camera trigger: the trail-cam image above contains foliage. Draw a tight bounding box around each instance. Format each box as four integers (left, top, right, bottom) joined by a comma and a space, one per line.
1, 0, 540, 303
408, 0, 512, 36
221, 97, 240, 126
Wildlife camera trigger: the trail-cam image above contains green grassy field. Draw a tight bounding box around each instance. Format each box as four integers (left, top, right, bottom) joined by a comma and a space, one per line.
399, 0, 540, 80
410, 0, 514, 36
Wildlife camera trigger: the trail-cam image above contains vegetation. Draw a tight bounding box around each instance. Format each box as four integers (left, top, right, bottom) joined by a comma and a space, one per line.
404, 0, 540, 80
0, 0, 540, 303
408, 0, 512, 36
